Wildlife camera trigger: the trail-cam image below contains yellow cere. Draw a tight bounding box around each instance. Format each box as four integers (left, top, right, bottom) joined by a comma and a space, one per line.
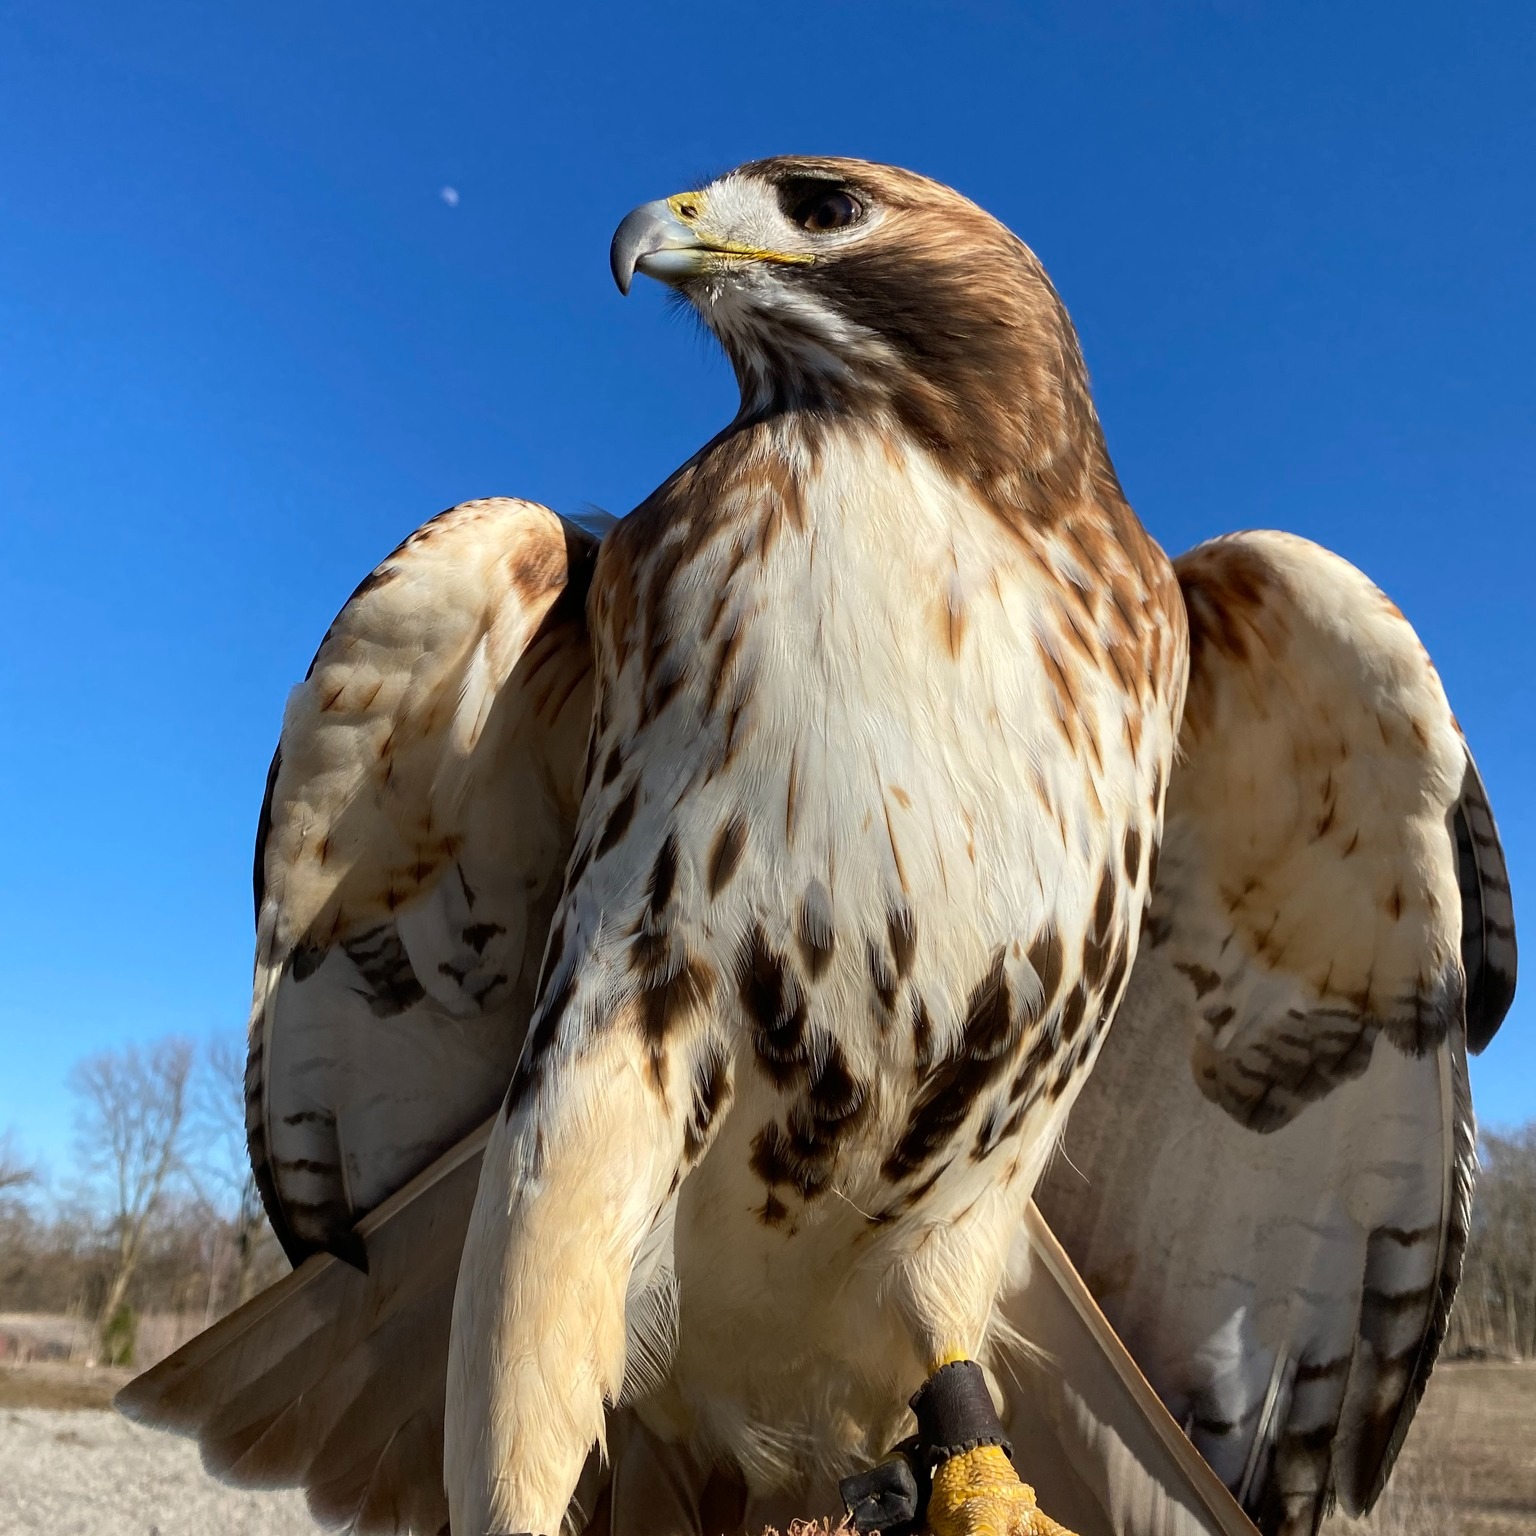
666, 191, 706, 223
666, 189, 815, 267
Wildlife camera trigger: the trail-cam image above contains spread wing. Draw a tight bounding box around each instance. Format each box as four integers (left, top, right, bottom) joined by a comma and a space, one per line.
125, 499, 1289, 1536
1037, 531, 1516, 1536
247, 497, 598, 1267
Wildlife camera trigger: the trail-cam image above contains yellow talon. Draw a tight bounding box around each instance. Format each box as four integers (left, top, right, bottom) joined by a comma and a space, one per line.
924, 1444, 1078, 1536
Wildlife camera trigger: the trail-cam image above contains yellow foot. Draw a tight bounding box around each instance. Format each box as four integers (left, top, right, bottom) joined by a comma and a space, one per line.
925, 1445, 1077, 1536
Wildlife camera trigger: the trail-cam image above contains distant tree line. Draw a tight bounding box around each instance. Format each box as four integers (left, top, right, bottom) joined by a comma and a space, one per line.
0, 1036, 285, 1367
1448, 1123, 1536, 1361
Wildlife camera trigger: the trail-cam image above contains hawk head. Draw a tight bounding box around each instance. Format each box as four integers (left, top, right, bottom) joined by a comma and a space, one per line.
611, 155, 1112, 507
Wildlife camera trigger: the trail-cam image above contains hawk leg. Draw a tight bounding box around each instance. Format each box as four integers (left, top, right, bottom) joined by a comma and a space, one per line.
446, 1020, 718, 1536
841, 1359, 1079, 1536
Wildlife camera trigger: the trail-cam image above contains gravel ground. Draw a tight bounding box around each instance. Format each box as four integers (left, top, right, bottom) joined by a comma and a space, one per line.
0, 1362, 1529, 1536
0, 1407, 323, 1535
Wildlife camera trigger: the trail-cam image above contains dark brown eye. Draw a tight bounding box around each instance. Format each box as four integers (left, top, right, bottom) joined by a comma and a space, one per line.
794, 189, 864, 233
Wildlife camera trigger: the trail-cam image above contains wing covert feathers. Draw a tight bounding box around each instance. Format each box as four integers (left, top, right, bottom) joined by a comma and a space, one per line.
247, 499, 600, 1264
1169, 531, 1469, 1131
1040, 531, 1515, 1536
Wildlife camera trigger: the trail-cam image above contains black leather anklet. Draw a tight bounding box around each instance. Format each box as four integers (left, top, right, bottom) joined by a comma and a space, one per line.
839, 1359, 1014, 1533
909, 1358, 1013, 1472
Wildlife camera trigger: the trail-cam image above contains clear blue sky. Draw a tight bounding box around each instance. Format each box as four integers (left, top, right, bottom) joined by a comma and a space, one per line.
1, 0, 1531, 1175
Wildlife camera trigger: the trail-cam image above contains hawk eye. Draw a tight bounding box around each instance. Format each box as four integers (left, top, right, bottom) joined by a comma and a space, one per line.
793, 188, 864, 234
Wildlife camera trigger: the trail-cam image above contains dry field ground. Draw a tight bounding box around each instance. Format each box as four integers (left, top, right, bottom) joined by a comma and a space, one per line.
0, 1359, 1530, 1535
1320, 1362, 1536, 1536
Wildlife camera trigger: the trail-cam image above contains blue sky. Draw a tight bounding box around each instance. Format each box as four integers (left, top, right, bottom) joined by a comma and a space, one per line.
1, 0, 1531, 1175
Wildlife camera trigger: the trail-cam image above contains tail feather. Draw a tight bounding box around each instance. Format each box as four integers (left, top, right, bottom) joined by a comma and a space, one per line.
120, 1122, 1254, 1536
117, 1123, 491, 1534
319, 1404, 448, 1533
304, 1292, 454, 1519
994, 1204, 1258, 1536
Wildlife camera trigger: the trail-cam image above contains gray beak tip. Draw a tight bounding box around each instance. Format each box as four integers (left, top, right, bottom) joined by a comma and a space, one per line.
610, 203, 658, 296
610, 200, 699, 298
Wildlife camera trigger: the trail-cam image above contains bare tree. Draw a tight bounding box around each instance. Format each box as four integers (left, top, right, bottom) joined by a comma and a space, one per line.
70, 1037, 194, 1359
0, 1129, 35, 1197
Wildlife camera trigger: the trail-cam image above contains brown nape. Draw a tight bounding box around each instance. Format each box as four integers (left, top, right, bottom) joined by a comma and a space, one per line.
731, 156, 1128, 530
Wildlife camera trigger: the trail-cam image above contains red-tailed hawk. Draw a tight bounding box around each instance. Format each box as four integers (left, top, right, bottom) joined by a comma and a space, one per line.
118, 158, 1514, 1536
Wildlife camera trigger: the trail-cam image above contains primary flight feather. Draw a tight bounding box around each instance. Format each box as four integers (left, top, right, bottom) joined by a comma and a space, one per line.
118, 157, 1515, 1536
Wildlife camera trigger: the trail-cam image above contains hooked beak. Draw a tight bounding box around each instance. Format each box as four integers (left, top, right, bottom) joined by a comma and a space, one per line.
610, 199, 707, 295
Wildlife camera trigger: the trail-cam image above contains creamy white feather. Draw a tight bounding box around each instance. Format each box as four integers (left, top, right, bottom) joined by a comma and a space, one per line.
246, 498, 595, 1265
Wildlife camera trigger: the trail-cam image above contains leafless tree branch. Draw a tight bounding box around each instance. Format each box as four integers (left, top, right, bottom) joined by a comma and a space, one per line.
0, 1129, 36, 1196
68, 1037, 195, 1357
